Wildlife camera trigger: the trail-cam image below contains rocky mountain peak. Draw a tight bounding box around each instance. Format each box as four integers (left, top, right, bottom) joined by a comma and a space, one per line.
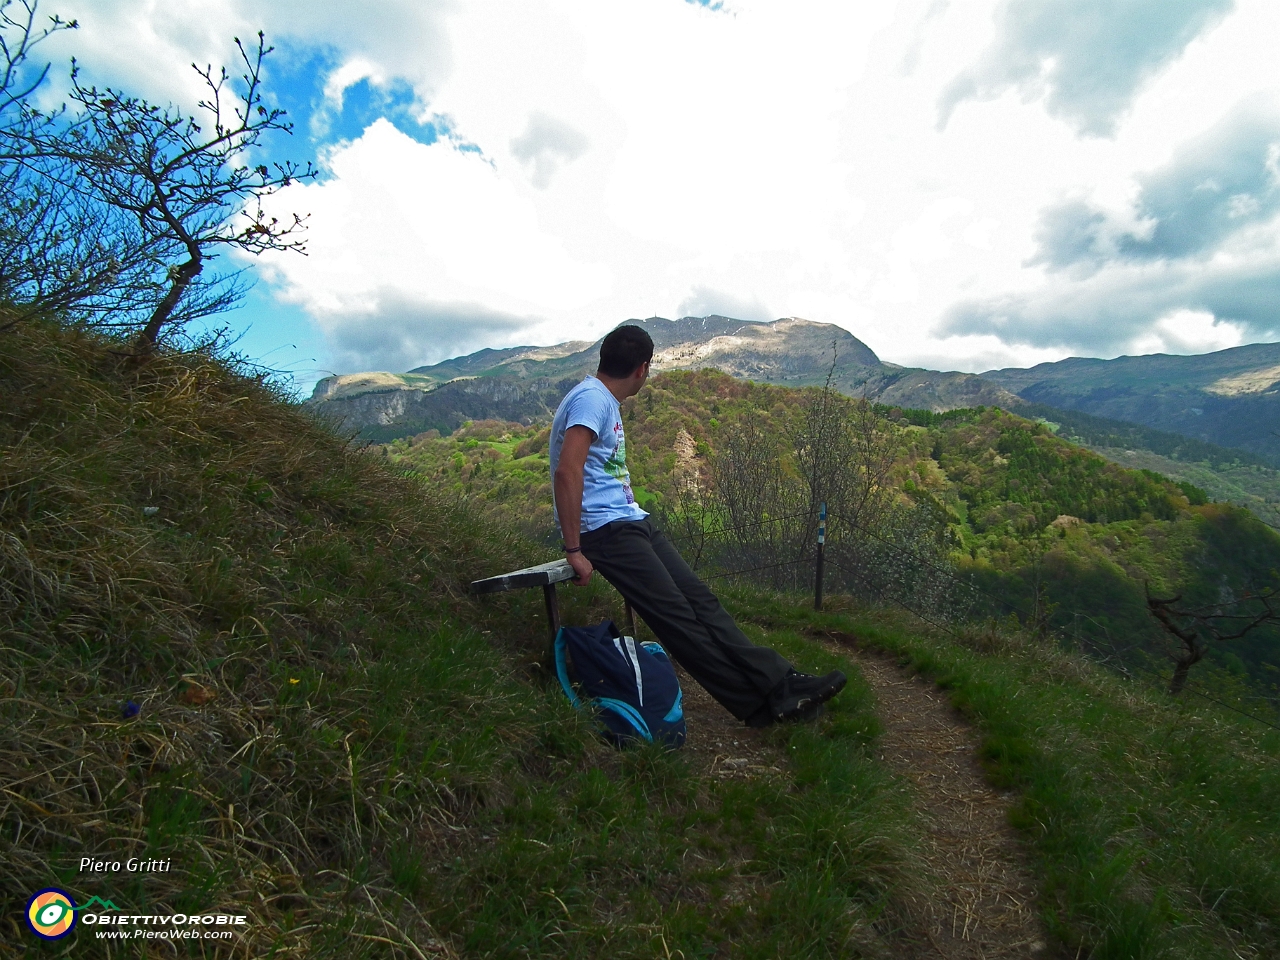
305, 315, 1015, 440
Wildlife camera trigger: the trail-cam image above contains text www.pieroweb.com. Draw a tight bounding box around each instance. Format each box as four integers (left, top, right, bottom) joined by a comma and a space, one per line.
96, 928, 234, 940
86, 914, 246, 940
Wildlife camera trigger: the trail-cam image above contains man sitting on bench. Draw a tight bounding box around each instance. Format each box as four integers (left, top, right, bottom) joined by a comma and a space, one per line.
550, 324, 846, 727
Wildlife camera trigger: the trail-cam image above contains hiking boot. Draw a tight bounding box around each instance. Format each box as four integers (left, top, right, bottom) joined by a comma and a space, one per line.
768, 669, 846, 722
744, 702, 775, 728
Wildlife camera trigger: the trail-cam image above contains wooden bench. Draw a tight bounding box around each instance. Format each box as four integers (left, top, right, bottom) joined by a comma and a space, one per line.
470, 559, 635, 659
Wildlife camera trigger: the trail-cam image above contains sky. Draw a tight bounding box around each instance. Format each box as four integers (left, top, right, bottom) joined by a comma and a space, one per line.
32, 0, 1280, 394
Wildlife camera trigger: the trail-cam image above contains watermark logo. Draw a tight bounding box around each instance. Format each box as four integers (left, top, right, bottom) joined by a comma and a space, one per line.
26, 888, 77, 940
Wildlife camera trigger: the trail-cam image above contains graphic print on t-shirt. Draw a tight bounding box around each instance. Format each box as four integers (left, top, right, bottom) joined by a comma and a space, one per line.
604, 420, 636, 504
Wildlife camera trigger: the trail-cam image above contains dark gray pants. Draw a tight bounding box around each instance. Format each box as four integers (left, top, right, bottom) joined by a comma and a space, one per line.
579, 518, 792, 720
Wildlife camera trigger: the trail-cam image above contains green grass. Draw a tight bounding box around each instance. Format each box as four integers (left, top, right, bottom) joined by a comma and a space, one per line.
724, 593, 1280, 960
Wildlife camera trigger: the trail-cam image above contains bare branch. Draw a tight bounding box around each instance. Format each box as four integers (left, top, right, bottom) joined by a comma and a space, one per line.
1146, 582, 1280, 694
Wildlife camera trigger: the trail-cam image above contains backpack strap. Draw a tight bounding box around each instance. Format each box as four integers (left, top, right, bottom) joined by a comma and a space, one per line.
663, 688, 684, 724
622, 636, 644, 707
596, 698, 653, 742
553, 627, 582, 709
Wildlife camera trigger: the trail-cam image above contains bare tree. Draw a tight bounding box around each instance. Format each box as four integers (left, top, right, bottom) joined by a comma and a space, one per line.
0, 172, 135, 321
792, 352, 899, 542
0, 0, 111, 326
29, 31, 314, 348
714, 410, 798, 537
0, 0, 73, 118
1146, 585, 1280, 695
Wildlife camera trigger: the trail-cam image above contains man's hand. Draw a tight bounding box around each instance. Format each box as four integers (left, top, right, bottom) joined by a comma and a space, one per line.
567, 550, 593, 585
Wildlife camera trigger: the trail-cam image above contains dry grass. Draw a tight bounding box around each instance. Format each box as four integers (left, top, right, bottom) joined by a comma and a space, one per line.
0, 317, 534, 955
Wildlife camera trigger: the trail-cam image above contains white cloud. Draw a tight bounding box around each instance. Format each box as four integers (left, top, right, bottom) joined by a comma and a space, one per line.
32, 0, 1280, 382
1128, 308, 1246, 356
938, 0, 1235, 136
323, 58, 389, 110
676, 286, 773, 323
585, 0, 885, 254
319, 291, 534, 372
913, 335, 1069, 374
874, 197, 975, 303
509, 112, 590, 189
940, 252, 1280, 356
41, 1, 455, 111
259, 118, 611, 325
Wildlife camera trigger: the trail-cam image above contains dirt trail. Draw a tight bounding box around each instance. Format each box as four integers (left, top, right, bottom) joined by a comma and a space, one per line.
672, 638, 1051, 958
670, 619, 1049, 957
835, 639, 1050, 959
674, 663, 787, 781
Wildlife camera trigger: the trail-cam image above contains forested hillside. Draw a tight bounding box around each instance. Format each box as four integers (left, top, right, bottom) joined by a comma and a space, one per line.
1014, 402, 1280, 527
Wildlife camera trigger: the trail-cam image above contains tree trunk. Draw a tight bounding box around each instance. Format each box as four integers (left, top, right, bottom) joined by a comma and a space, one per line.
136, 253, 202, 350
1168, 645, 1202, 696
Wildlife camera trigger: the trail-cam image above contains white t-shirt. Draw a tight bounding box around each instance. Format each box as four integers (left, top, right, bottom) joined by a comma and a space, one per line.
549, 376, 649, 533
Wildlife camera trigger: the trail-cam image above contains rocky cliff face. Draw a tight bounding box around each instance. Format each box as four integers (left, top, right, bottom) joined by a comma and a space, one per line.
313, 376, 579, 441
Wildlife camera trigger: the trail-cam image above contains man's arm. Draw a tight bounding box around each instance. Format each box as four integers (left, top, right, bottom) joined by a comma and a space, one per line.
553, 424, 595, 585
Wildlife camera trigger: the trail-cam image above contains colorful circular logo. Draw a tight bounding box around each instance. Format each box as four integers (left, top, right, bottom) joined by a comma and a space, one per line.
26, 888, 77, 940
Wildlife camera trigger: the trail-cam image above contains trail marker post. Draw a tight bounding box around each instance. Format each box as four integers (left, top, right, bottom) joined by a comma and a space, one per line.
814, 501, 826, 611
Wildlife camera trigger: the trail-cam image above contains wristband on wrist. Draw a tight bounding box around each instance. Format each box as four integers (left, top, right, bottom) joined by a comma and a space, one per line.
564, 545, 582, 554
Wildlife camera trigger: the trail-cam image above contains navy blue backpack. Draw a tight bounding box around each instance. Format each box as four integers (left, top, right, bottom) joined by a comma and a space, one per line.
554, 620, 686, 748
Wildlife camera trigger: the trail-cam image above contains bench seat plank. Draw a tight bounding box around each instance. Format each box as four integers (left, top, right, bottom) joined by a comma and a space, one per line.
470, 559, 575, 595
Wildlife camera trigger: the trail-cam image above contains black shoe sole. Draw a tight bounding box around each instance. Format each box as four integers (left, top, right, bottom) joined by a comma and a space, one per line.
773, 671, 846, 721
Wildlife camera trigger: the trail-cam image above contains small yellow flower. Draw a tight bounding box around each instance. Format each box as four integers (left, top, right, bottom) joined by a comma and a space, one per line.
289, 678, 300, 685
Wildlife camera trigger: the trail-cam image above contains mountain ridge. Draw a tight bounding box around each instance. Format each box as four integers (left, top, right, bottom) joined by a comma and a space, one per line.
979, 341, 1280, 463
308, 315, 1280, 465
308, 315, 1017, 435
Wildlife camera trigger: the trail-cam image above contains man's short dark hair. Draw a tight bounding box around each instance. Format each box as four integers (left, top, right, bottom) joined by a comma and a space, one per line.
598, 325, 654, 378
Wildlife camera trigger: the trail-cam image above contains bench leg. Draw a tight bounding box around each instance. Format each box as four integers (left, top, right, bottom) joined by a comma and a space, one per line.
542, 583, 561, 665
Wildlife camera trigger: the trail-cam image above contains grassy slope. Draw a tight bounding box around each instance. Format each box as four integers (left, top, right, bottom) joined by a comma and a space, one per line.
0, 322, 918, 958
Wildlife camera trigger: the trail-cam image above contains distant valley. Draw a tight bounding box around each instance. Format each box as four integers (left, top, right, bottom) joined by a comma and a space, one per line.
982, 343, 1280, 465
